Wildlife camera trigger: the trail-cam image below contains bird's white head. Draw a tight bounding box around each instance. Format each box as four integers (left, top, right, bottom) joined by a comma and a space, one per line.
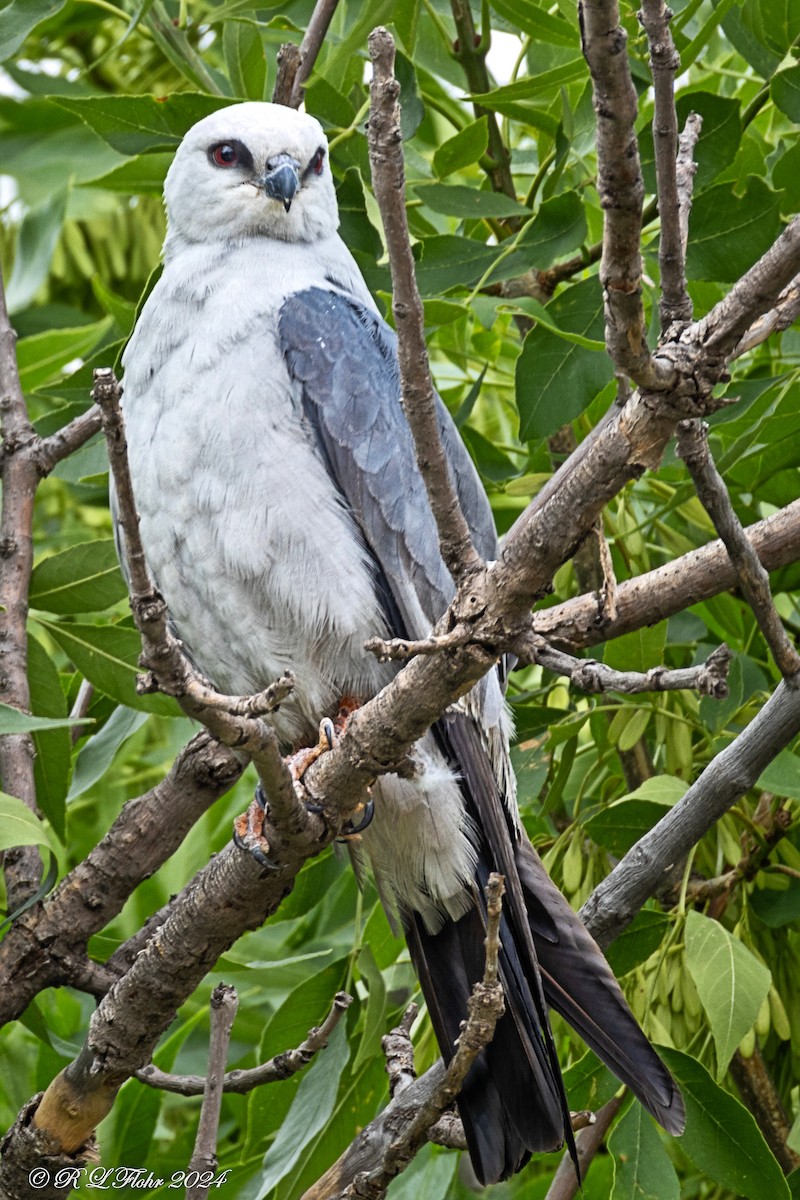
163, 102, 339, 248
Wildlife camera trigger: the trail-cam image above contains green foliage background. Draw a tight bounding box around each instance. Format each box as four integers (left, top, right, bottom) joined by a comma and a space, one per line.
1, 0, 800, 1196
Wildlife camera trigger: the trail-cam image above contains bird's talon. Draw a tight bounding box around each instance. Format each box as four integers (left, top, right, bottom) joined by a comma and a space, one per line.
338, 797, 375, 840
233, 793, 280, 870
320, 717, 335, 752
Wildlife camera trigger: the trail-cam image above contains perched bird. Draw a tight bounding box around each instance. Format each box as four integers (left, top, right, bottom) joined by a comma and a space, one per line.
118, 101, 684, 1184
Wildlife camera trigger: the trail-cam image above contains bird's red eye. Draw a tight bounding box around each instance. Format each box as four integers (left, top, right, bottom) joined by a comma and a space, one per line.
312, 148, 325, 175
212, 144, 239, 167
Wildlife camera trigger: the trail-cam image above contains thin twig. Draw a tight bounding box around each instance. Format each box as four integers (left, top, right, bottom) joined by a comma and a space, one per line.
732, 275, 800, 359
94, 368, 308, 839
579, 0, 670, 388
639, 0, 692, 329
381, 1004, 418, 1099
675, 113, 702, 262
518, 634, 732, 697
677, 420, 800, 681
367, 28, 482, 587
137, 992, 352, 1095
69, 679, 95, 746
545, 1096, 624, 1200
272, 42, 302, 106
186, 984, 239, 1200
290, 0, 341, 107
449, 0, 517, 204
35, 405, 103, 475
365, 628, 471, 662
303, 877, 506, 1200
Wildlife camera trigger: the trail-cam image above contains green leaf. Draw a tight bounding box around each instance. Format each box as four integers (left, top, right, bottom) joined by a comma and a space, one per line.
460, 424, 520, 483
0, 704, 90, 735
414, 235, 499, 294
353, 945, 387, 1072
604, 623, 668, 674
515, 277, 613, 441
750, 875, 800, 929
68, 706, 149, 801
84, 153, 172, 196
30, 541, 128, 615
609, 1103, 680, 1200
393, 0, 420, 53
684, 910, 771, 1078
0, 0, 67, 62
386, 1144, 458, 1199
686, 180, 782, 283
5, 191, 68, 314
433, 117, 489, 178
470, 60, 586, 105
659, 1048, 790, 1200
585, 797, 668, 857
415, 182, 529, 219
16, 320, 112, 393
27, 632, 70, 840
757, 749, 800, 798
605, 910, 672, 977
223, 19, 267, 100
491, 0, 575, 45
618, 776, 688, 806
51, 93, 234, 156
0, 792, 55, 851
562, 1050, 619, 1112
256, 1020, 349, 1195
396, 50, 425, 141
772, 66, 800, 122
36, 620, 179, 716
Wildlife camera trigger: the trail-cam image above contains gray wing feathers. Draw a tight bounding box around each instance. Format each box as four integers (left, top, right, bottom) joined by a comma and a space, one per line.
279, 287, 496, 639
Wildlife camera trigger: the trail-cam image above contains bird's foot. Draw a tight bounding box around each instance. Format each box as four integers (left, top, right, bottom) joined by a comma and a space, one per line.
233, 783, 279, 871
295, 704, 374, 841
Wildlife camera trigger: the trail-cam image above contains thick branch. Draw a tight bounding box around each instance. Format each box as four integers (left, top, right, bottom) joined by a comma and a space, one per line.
186, 984, 239, 1199
367, 28, 482, 586
536, 498, 800, 649
0, 732, 242, 1029
579, 0, 667, 388
272, 42, 302, 106
137, 992, 352, 1095
0, 262, 41, 908
639, 0, 692, 329
677, 420, 800, 680
580, 678, 800, 947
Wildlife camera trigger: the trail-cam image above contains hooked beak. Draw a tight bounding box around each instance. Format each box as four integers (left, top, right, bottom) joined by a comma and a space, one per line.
259, 156, 301, 212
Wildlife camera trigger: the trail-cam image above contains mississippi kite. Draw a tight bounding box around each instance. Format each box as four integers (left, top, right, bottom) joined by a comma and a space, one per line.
118, 101, 684, 1184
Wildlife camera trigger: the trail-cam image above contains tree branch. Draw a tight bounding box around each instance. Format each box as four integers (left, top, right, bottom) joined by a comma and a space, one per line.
136, 992, 352, 1095
290, 0, 341, 107
0, 731, 242, 1029
677, 419, 800, 680
34, 405, 102, 475
729, 1046, 800, 1174
732, 274, 800, 359
544, 1096, 624, 1200
535, 497, 800, 649
639, 0, 692, 329
186, 984, 239, 1200
367, 28, 482, 587
0, 261, 42, 910
517, 635, 732, 697
303, 876, 506, 1200
579, 0, 668, 388
692, 215, 800, 361
580, 678, 800, 947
